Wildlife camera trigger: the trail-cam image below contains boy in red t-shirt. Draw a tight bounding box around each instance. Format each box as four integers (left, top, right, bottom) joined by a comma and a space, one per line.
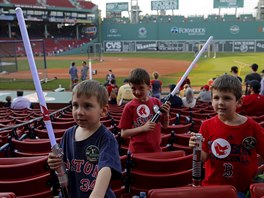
118, 68, 170, 153
189, 74, 264, 196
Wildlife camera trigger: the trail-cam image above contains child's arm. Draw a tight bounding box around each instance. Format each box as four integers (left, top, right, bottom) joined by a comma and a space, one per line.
189, 133, 209, 162
121, 120, 156, 138
90, 167, 111, 198
160, 102, 171, 129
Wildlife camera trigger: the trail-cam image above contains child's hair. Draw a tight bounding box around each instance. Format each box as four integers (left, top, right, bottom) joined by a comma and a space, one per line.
72, 80, 108, 107
5, 96, 11, 102
82, 61, 86, 65
211, 74, 242, 100
230, 66, 239, 74
153, 72, 159, 79
128, 68, 150, 86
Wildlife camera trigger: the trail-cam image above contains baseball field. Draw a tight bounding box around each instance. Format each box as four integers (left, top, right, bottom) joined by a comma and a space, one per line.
0, 52, 263, 91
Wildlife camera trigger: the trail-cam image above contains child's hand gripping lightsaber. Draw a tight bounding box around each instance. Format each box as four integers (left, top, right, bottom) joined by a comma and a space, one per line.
151, 36, 214, 123
15, 7, 68, 197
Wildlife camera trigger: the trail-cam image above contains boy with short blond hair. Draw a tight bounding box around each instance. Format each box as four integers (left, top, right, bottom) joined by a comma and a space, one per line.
48, 80, 122, 198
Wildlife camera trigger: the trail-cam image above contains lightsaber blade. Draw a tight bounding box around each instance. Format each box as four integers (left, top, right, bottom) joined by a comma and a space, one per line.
89, 59, 92, 80
15, 7, 68, 197
151, 36, 213, 122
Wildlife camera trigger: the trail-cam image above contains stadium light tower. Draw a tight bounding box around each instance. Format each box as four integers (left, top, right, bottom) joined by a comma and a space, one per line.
131, 0, 141, 23
256, 0, 264, 20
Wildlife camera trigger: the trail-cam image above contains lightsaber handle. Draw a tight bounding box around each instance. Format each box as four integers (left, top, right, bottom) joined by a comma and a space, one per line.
151, 94, 172, 123
52, 144, 69, 197
151, 36, 214, 123
192, 133, 203, 186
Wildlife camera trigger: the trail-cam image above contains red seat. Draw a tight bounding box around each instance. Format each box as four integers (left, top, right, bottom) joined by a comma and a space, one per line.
250, 183, 264, 198
148, 185, 237, 198
0, 192, 16, 198
0, 156, 49, 180
0, 155, 53, 197
0, 173, 53, 197
11, 138, 61, 156
131, 151, 190, 173
161, 123, 192, 134
131, 169, 192, 192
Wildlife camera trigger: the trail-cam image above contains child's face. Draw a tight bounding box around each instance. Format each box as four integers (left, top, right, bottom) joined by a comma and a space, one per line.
211, 89, 242, 119
72, 94, 107, 130
130, 83, 151, 101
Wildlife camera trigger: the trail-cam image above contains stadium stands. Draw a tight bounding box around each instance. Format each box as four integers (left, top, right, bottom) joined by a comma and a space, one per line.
10, 0, 39, 6
77, 0, 96, 9
46, 0, 75, 8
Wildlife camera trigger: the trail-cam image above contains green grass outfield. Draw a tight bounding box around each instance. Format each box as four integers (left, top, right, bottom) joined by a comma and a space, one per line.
0, 52, 263, 91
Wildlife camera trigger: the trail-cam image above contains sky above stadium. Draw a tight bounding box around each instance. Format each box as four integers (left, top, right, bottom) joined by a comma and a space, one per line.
92, 0, 259, 18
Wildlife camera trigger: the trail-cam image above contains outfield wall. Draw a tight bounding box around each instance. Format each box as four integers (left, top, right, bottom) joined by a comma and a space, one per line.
102, 21, 264, 53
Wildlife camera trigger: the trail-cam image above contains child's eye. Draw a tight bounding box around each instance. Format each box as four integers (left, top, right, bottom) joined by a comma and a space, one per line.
72, 103, 78, 108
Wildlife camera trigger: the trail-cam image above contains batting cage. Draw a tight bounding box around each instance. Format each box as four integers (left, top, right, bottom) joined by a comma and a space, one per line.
0, 39, 48, 82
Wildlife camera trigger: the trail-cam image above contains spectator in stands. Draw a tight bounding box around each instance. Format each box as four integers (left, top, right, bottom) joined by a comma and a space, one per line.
118, 68, 170, 153
237, 80, 264, 116
189, 74, 264, 197
3, 96, 12, 108
179, 76, 191, 91
107, 79, 118, 104
244, 63, 262, 95
116, 78, 134, 106
104, 69, 115, 86
151, 71, 162, 99
179, 84, 190, 97
69, 62, 78, 89
11, 90, 31, 110
197, 85, 212, 103
261, 69, 264, 95
47, 80, 122, 198
80, 61, 89, 81
208, 77, 216, 88
230, 66, 242, 82
182, 87, 196, 108
163, 84, 182, 108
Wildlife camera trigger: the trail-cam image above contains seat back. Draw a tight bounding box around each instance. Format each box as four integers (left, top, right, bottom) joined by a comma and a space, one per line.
250, 183, 264, 198
131, 169, 192, 191
0, 156, 49, 180
131, 152, 191, 173
0, 192, 16, 198
148, 185, 237, 198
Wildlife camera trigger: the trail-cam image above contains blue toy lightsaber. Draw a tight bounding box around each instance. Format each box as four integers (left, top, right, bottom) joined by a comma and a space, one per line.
15, 7, 68, 197
151, 36, 214, 122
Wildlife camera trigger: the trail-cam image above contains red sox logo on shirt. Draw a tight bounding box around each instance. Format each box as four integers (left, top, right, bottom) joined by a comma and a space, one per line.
136, 104, 150, 118
211, 138, 231, 159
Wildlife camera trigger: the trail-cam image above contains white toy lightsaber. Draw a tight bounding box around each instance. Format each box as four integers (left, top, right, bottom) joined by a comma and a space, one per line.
151, 36, 213, 122
15, 7, 68, 197
89, 59, 92, 80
